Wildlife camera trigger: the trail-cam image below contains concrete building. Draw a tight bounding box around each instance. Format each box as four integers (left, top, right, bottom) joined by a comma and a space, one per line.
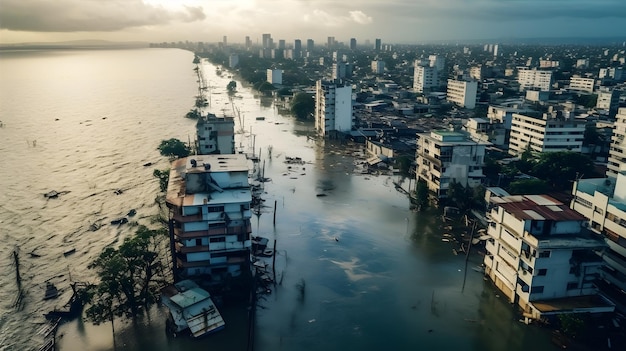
599, 67, 625, 82
571, 166, 626, 292
350, 38, 357, 50
415, 130, 489, 198
596, 88, 621, 118
267, 69, 282, 85
332, 62, 352, 80
607, 108, 626, 178
371, 60, 385, 75
413, 62, 439, 93
306, 39, 314, 52
228, 54, 239, 69
294, 39, 302, 58
262, 33, 272, 49
484, 194, 610, 321
196, 113, 235, 155
428, 55, 445, 72
446, 79, 478, 109
315, 80, 353, 137
166, 154, 252, 283
508, 113, 586, 156
375, 38, 381, 51
569, 77, 595, 93
518, 68, 553, 92
576, 58, 590, 69
464, 117, 506, 147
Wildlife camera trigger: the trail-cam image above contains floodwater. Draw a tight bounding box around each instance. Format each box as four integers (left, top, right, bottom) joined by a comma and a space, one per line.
0, 48, 557, 351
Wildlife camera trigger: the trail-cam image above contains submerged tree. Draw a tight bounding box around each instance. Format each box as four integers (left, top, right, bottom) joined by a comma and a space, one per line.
414, 180, 429, 211
227, 80, 237, 94
153, 169, 170, 192
85, 225, 167, 329
158, 138, 190, 159
290, 92, 315, 120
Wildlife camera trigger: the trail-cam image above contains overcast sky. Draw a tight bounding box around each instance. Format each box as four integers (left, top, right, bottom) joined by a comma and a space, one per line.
1, 0, 626, 44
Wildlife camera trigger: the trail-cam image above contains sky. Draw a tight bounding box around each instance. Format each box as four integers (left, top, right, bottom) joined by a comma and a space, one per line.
1, 0, 626, 45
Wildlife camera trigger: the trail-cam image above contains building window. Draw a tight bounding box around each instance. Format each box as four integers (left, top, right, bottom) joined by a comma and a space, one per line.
532, 286, 544, 293
195, 238, 202, 246
537, 268, 547, 276
566, 282, 578, 290
538, 251, 551, 258
210, 237, 226, 243
208, 206, 225, 213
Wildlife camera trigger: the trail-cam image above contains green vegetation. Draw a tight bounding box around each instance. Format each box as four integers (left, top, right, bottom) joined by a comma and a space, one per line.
153, 169, 170, 192
85, 225, 168, 329
290, 92, 315, 119
532, 151, 594, 190
445, 181, 485, 213
414, 180, 430, 211
158, 138, 191, 159
508, 179, 550, 195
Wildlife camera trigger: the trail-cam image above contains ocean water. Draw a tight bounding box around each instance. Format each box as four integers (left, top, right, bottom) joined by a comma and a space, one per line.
0, 48, 557, 351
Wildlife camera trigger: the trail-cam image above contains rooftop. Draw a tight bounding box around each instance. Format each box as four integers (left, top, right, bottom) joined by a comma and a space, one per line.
491, 194, 585, 221
531, 294, 614, 314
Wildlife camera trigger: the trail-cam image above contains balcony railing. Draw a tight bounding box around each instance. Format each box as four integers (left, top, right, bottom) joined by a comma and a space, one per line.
173, 224, 252, 239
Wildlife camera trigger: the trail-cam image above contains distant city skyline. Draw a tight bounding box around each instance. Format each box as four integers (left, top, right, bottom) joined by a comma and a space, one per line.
1, 0, 626, 45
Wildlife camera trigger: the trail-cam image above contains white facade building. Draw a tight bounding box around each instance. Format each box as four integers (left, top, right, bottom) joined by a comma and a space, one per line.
315, 80, 353, 137
428, 55, 445, 72
607, 108, 626, 178
415, 130, 489, 198
446, 79, 478, 109
571, 166, 626, 292
517, 68, 553, 92
484, 194, 609, 320
508, 113, 586, 156
228, 54, 239, 68
166, 154, 252, 283
371, 60, 385, 74
596, 88, 621, 117
332, 62, 352, 80
267, 69, 283, 85
569, 77, 595, 93
413, 63, 439, 93
196, 113, 235, 155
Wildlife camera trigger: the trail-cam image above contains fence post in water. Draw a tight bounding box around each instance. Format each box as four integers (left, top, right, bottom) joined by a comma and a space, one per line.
273, 200, 277, 226
272, 239, 277, 283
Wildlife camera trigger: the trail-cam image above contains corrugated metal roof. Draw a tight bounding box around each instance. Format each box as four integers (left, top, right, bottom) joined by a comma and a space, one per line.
495, 194, 585, 222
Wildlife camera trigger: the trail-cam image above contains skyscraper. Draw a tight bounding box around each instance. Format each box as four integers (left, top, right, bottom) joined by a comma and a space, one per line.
350, 38, 357, 50
307, 39, 314, 52
294, 39, 302, 58
375, 38, 381, 51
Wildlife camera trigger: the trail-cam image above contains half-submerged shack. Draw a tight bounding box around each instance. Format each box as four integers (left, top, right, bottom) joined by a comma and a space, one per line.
161, 280, 225, 337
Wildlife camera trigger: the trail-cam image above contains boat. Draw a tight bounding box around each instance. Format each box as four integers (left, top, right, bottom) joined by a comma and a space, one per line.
251, 236, 269, 252
161, 280, 225, 338
255, 116, 265, 120
110, 217, 128, 225
44, 282, 59, 300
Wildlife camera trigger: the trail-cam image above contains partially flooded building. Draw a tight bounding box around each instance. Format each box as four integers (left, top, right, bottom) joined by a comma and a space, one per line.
165, 154, 252, 284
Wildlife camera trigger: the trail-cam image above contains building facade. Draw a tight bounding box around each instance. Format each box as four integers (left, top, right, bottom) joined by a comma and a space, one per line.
415, 130, 489, 198
371, 60, 385, 75
508, 113, 586, 156
267, 69, 282, 85
569, 77, 595, 93
315, 80, 353, 137
413, 63, 439, 93
606, 108, 626, 178
517, 68, 553, 92
446, 79, 478, 109
196, 113, 235, 155
166, 155, 252, 284
484, 194, 609, 320
571, 167, 626, 292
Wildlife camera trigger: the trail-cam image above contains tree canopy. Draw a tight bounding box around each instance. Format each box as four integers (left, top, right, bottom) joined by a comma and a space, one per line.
227, 80, 237, 94
158, 138, 191, 159
85, 225, 167, 325
531, 151, 594, 190
508, 179, 550, 195
290, 92, 315, 120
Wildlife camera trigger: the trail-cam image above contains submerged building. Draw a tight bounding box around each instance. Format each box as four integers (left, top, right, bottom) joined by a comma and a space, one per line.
165, 154, 252, 284
196, 112, 235, 155
484, 194, 612, 321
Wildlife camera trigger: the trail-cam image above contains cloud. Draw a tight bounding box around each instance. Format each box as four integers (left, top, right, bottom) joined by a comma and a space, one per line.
303, 9, 374, 27
349, 11, 373, 25
0, 0, 206, 32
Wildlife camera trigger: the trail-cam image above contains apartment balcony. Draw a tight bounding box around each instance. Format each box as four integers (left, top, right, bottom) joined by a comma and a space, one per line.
176, 257, 211, 269
171, 212, 203, 223
173, 223, 252, 239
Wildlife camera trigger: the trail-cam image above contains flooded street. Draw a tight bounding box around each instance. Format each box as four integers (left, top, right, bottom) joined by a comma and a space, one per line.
0, 49, 557, 351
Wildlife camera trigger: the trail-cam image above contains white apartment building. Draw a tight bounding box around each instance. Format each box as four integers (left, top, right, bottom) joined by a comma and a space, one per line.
607, 108, 626, 178
446, 79, 478, 109
428, 55, 445, 72
517, 68, 553, 92
196, 113, 235, 155
228, 54, 239, 69
484, 194, 610, 321
508, 113, 586, 156
166, 154, 252, 284
569, 77, 595, 93
571, 166, 626, 292
596, 88, 621, 117
413, 63, 439, 93
267, 69, 282, 85
332, 62, 352, 80
315, 80, 353, 137
415, 130, 489, 198
464, 117, 506, 147
371, 60, 385, 74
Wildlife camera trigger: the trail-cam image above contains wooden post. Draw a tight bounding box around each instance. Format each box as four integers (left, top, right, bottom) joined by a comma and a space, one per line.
273, 200, 277, 226
272, 239, 277, 283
